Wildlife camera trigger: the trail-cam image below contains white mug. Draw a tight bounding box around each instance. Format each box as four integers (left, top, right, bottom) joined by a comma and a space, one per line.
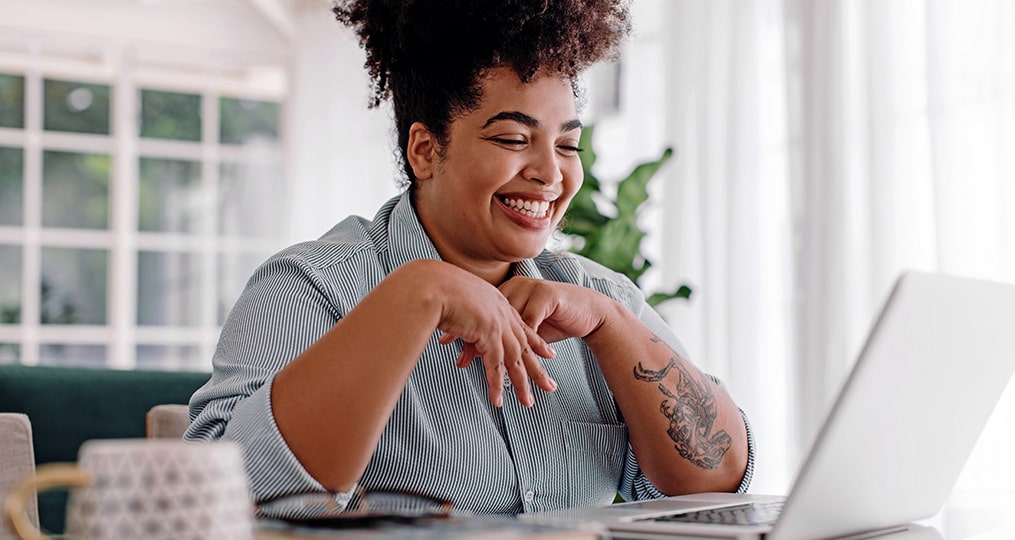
4, 439, 253, 540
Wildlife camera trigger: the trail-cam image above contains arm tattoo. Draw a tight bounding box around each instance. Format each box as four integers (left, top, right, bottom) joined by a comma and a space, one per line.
633, 344, 732, 470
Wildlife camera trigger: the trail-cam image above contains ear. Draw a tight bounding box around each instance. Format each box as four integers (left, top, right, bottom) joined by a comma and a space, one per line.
406, 122, 438, 180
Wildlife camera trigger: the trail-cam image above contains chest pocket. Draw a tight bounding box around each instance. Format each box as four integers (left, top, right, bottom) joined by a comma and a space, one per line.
561, 419, 628, 508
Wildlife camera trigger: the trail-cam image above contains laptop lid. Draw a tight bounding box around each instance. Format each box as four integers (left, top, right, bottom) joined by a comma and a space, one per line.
522, 272, 1015, 540
769, 271, 1015, 539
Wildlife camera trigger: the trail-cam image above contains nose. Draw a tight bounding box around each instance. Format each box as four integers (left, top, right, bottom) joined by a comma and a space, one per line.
522, 143, 564, 186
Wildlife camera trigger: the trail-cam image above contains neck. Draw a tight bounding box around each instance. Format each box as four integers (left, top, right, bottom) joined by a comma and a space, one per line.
412, 191, 514, 286
433, 246, 513, 286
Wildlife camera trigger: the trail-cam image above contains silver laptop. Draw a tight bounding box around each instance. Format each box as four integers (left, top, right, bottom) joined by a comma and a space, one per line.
523, 272, 1015, 539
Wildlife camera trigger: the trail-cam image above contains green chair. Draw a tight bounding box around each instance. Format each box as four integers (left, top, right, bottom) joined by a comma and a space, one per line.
0, 364, 208, 535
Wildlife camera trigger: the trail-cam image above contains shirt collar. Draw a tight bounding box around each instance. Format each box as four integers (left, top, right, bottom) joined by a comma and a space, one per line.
385, 192, 444, 271
509, 257, 543, 280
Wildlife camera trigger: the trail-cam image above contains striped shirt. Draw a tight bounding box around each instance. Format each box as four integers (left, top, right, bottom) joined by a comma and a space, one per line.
185, 192, 755, 517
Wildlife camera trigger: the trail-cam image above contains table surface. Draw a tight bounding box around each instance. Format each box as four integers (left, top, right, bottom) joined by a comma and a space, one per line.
253, 489, 1015, 540
254, 514, 603, 539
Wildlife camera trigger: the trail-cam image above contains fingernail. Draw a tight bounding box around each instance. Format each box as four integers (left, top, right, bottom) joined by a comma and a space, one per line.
495, 396, 503, 408
549, 378, 558, 391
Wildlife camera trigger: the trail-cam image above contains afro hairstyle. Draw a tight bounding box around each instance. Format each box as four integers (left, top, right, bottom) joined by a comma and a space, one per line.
333, 0, 631, 189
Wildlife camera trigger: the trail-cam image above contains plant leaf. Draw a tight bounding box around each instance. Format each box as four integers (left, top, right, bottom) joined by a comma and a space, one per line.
564, 125, 691, 307
578, 125, 597, 172
646, 284, 693, 307
615, 147, 673, 216
563, 125, 608, 235
582, 216, 646, 279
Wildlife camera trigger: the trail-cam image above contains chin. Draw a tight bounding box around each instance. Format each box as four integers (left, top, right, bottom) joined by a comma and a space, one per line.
513, 245, 548, 260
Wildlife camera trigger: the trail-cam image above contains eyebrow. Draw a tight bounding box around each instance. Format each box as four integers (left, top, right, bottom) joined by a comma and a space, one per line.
482, 111, 583, 133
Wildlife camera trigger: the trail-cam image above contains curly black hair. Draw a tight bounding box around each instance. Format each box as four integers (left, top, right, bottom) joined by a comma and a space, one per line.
333, 0, 631, 190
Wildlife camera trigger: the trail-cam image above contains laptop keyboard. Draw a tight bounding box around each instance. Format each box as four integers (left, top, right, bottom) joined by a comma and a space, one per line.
642, 501, 784, 526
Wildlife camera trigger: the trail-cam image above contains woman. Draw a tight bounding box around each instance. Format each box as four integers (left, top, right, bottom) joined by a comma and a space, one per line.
187, 0, 754, 516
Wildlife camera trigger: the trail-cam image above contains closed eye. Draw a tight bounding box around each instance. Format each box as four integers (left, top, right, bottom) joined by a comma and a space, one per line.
557, 145, 583, 156
486, 137, 526, 147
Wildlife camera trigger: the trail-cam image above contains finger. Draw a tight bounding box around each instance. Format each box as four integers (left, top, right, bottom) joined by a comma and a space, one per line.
520, 326, 557, 393
438, 331, 458, 345
525, 352, 557, 394
500, 280, 545, 329
482, 342, 505, 408
523, 323, 557, 359
456, 342, 479, 368
503, 336, 535, 408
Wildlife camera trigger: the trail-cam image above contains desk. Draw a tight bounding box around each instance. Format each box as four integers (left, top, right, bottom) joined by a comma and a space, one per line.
255, 515, 602, 539
917, 489, 1015, 540
252, 490, 1015, 540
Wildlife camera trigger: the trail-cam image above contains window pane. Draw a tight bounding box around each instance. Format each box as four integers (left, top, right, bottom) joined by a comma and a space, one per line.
137, 251, 202, 326
40, 247, 108, 325
218, 161, 284, 237
138, 158, 203, 232
0, 343, 18, 364
0, 73, 24, 129
217, 252, 264, 324
220, 97, 279, 144
0, 146, 23, 225
44, 79, 111, 134
42, 151, 110, 229
136, 344, 201, 371
140, 89, 201, 141
39, 344, 106, 367
0, 245, 21, 324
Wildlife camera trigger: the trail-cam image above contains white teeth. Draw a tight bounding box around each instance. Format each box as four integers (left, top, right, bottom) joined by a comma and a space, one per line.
502, 197, 550, 219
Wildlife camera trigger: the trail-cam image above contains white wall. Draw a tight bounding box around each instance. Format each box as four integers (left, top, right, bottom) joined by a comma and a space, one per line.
0, 0, 288, 79
284, 4, 399, 244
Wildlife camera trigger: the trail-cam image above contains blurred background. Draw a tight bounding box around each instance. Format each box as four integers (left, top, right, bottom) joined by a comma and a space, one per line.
1, 0, 1013, 499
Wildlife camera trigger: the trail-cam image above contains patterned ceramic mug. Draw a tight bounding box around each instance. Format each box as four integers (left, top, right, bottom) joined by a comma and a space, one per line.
4, 439, 253, 540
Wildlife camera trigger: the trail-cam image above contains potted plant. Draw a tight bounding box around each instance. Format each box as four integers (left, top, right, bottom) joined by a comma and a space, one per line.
562, 125, 691, 308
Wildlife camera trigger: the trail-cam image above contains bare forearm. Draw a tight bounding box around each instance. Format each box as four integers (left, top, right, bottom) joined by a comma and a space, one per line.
271, 260, 444, 492
584, 302, 748, 495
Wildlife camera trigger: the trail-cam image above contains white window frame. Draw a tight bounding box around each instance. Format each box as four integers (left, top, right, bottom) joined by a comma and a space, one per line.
0, 25, 289, 370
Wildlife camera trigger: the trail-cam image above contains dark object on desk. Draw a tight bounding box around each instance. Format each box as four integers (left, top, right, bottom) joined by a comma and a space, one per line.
279, 512, 449, 529
0, 364, 210, 534
258, 514, 603, 539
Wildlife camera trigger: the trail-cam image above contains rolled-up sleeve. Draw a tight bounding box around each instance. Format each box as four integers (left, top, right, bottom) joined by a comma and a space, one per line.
185, 253, 355, 506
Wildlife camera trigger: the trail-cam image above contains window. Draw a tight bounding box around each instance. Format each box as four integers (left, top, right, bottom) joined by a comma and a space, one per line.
0, 66, 286, 370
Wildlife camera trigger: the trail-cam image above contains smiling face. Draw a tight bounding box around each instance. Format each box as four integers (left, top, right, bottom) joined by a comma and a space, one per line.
409, 66, 584, 284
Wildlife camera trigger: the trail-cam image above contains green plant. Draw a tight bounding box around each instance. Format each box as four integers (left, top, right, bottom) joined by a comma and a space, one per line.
562, 125, 691, 307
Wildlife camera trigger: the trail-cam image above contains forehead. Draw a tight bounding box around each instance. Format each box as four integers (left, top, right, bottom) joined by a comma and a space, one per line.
463, 67, 578, 126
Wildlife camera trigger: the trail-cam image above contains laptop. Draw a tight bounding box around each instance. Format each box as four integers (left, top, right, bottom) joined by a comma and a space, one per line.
523, 271, 1015, 539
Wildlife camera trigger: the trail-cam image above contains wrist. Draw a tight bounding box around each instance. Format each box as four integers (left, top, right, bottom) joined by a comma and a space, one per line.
581, 296, 627, 348
389, 259, 451, 325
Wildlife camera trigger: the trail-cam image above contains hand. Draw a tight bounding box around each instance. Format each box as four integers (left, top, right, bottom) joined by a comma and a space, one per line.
497, 277, 611, 344
430, 264, 558, 408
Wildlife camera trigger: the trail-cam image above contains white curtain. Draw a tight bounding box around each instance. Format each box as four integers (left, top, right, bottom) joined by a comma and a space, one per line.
630, 0, 1015, 495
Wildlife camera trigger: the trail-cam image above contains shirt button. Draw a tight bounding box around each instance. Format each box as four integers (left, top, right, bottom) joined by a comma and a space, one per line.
503, 374, 511, 388
524, 490, 534, 502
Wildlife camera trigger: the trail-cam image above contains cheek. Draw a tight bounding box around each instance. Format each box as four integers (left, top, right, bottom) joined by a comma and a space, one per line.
551, 172, 583, 220
562, 163, 584, 198
453, 156, 511, 194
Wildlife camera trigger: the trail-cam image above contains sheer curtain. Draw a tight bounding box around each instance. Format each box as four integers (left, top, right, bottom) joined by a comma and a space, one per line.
637, 0, 1015, 494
